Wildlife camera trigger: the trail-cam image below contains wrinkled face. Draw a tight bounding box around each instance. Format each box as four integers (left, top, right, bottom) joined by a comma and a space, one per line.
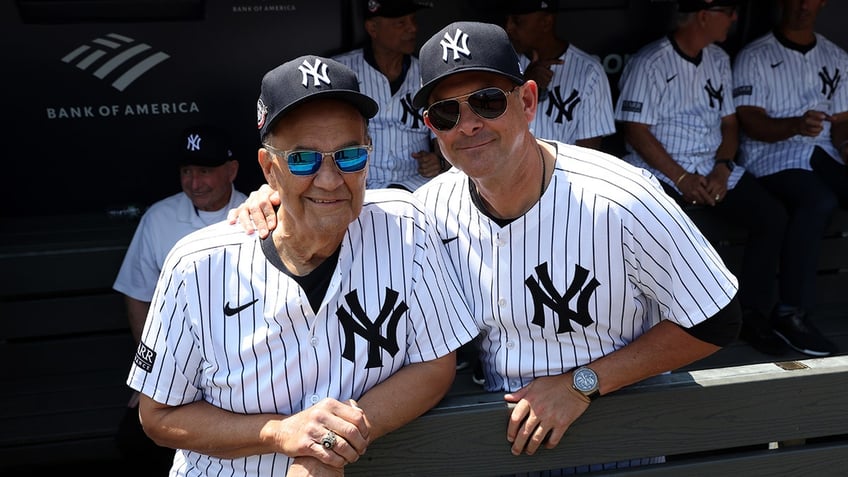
424, 72, 534, 182
179, 161, 237, 211
780, 0, 826, 32
504, 12, 549, 55
259, 99, 369, 238
367, 14, 419, 55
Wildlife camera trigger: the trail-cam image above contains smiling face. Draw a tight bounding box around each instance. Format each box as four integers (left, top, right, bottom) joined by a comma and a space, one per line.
424, 71, 535, 184
259, 98, 369, 241
179, 161, 237, 211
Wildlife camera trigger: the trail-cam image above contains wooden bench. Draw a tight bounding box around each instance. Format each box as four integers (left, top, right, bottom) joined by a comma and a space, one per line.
1, 208, 847, 474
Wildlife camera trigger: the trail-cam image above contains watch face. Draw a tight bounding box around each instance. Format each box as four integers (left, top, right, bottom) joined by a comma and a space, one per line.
574, 368, 598, 393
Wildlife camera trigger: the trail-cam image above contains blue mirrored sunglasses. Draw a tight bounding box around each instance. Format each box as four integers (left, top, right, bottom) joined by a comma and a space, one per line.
263, 144, 372, 176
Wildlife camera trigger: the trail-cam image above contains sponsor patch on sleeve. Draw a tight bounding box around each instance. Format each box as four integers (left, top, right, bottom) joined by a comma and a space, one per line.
134, 342, 156, 373
733, 85, 752, 98
622, 100, 643, 113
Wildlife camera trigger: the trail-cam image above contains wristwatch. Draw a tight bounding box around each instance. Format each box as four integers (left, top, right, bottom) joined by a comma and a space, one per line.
715, 159, 735, 171
572, 366, 600, 401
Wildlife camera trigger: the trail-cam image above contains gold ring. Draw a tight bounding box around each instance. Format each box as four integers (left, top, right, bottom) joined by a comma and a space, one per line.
715, 195, 721, 201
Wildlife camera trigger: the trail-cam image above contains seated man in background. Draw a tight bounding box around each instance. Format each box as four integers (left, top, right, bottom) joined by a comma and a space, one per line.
334, 0, 448, 190
615, 0, 794, 356
732, 0, 845, 357
127, 55, 477, 477
113, 123, 246, 474
504, 0, 616, 150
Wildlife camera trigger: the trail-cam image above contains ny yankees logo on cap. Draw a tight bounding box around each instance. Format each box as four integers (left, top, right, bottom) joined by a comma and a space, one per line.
186, 133, 202, 152
440, 28, 470, 62
298, 58, 331, 87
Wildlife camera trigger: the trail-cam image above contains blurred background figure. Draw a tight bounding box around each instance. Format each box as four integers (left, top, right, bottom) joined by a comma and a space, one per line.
112, 124, 246, 474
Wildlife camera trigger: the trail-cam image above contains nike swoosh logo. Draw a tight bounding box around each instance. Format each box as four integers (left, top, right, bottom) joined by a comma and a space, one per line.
771, 61, 783, 68
223, 299, 259, 316
441, 236, 458, 245
666, 74, 677, 83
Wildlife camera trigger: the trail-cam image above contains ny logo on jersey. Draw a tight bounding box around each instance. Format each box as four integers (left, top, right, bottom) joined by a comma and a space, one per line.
525, 263, 600, 333
704, 79, 724, 110
298, 58, 331, 87
440, 28, 471, 62
186, 133, 202, 152
336, 288, 407, 368
543, 86, 581, 123
818, 66, 841, 101
400, 93, 425, 129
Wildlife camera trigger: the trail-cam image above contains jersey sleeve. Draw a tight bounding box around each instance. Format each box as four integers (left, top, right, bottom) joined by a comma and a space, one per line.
112, 212, 166, 302
731, 47, 766, 109
574, 62, 616, 140
615, 53, 659, 126
126, 253, 204, 406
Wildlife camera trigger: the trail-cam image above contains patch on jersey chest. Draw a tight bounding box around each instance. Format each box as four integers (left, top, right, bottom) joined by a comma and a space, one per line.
336, 287, 407, 368
525, 262, 600, 333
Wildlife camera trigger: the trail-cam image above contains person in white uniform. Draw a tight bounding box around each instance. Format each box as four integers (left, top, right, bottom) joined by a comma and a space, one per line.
615, 0, 797, 357
732, 0, 847, 357
232, 23, 742, 473
126, 54, 476, 477
504, 0, 616, 150
113, 123, 246, 474
333, 0, 447, 191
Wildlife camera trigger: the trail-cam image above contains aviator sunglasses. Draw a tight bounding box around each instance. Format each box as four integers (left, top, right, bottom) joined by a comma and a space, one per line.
263, 144, 372, 176
425, 86, 517, 131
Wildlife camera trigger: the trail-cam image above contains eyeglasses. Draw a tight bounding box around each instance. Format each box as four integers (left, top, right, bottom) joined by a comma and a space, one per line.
263, 144, 372, 176
425, 87, 517, 131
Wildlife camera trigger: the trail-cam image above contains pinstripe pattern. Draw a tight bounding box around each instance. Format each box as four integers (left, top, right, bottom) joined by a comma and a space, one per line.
333, 49, 433, 191
616, 37, 743, 190
127, 188, 477, 477
415, 141, 737, 393
520, 45, 616, 144
733, 32, 848, 176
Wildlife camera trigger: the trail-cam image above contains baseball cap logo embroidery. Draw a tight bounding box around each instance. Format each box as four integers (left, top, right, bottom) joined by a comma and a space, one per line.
440, 28, 471, 62
186, 133, 202, 152
256, 98, 268, 131
298, 58, 331, 87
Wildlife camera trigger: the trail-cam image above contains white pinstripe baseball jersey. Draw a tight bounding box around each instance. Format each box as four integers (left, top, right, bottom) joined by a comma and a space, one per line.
520, 45, 616, 144
616, 37, 743, 191
126, 188, 477, 476
732, 32, 848, 177
333, 49, 433, 191
414, 141, 737, 393
113, 186, 247, 302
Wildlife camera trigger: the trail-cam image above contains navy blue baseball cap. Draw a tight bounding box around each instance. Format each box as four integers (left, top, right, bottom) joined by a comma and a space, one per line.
504, 0, 559, 14
413, 21, 524, 109
179, 124, 234, 167
677, 0, 741, 12
256, 55, 379, 140
364, 0, 432, 18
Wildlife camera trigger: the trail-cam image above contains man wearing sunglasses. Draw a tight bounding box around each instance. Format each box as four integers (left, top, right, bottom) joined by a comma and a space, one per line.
504, 0, 616, 150
127, 55, 477, 477
333, 0, 446, 192
232, 22, 742, 470
732, 0, 845, 357
615, 0, 818, 357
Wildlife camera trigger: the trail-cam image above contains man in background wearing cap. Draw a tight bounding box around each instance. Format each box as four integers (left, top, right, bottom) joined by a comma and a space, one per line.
113, 124, 246, 475
127, 55, 476, 477
615, 0, 815, 357
504, 0, 616, 150
732, 0, 845, 357
234, 22, 741, 471
333, 0, 447, 191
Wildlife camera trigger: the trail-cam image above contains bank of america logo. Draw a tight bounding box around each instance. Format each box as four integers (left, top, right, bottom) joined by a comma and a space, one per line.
61, 33, 170, 91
